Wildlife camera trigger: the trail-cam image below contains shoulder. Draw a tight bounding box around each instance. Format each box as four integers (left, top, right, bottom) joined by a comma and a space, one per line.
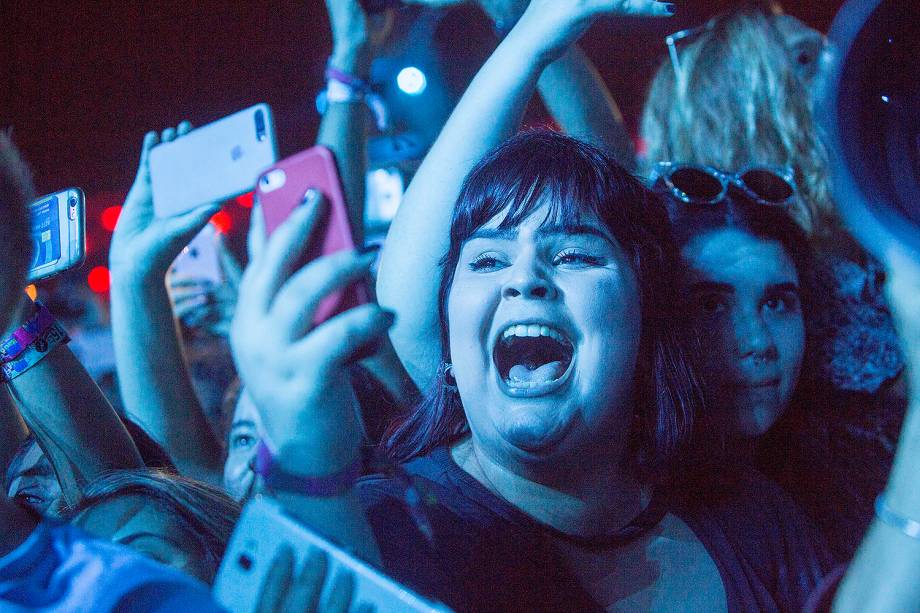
674, 469, 834, 611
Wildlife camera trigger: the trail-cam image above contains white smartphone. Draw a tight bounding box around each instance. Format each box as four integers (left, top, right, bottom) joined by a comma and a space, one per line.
150, 104, 278, 218
214, 497, 451, 613
169, 223, 223, 286
27, 188, 86, 283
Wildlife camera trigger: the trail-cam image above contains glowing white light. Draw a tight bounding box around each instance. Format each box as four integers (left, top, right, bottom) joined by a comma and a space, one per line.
881, 95, 890, 103
396, 67, 427, 96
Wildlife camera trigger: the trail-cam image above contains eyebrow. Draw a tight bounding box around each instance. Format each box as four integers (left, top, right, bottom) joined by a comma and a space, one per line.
16, 460, 55, 480
688, 281, 800, 294
467, 224, 612, 243
230, 419, 256, 432
117, 531, 189, 551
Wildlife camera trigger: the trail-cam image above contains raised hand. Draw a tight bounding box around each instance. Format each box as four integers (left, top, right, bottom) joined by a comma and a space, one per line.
513, 0, 674, 58
325, 0, 396, 75
168, 238, 242, 338
109, 123, 221, 283
230, 190, 393, 472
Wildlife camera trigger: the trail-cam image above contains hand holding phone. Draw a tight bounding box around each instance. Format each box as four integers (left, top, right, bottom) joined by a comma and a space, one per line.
27, 188, 86, 283
256, 146, 369, 327
214, 497, 451, 613
150, 104, 277, 219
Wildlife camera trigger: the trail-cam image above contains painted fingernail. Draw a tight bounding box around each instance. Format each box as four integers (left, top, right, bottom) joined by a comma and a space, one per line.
300, 188, 321, 208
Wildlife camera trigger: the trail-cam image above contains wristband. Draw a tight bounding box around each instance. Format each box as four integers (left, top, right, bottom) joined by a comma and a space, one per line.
1, 320, 69, 381
315, 60, 389, 130
1, 302, 53, 363
254, 439, 362, 497
875, 493, 920, 539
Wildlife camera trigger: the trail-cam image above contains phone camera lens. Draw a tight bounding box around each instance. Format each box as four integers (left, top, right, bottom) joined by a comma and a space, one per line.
254, 110, 266, 142
69, 197, 77, 207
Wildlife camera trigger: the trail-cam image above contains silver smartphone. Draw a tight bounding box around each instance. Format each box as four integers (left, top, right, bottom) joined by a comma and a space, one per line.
150, 104, 278, 218
27, 188, 86, 283
214, 497, 451, 613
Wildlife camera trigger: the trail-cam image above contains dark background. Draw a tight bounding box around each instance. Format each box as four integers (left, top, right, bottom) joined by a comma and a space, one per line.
3, 0, 843, 277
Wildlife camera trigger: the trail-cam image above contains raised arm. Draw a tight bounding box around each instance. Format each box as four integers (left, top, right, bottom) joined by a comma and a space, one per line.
376, 0, 672, 389
833, 247, 920, 612
4, 307, 143, 506
109, 125, 225, 485
478, 0, 638, 168
231, 190, 390, 564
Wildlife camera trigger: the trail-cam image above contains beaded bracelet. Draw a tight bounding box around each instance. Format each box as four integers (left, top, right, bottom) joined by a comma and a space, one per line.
875, 494, 920, 539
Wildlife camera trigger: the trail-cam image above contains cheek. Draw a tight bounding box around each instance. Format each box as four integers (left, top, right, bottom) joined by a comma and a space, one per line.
446, 278, 497, 366
223, 451, 256, 497
775, 315, 806, 375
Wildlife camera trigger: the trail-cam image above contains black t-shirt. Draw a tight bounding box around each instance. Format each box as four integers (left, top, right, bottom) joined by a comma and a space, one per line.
358, 448, 833, 613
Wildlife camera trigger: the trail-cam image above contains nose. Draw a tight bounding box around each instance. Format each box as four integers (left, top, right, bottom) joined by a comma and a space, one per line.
501, 259, 558, 301
734, 312, 778, 363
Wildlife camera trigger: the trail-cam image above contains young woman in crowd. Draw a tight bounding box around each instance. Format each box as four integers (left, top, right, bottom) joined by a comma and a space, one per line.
230, 3, 834, 608
640, 2, 905, 558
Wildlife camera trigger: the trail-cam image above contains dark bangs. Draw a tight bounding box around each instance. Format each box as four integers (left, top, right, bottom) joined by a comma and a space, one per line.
447, 130, 657, 268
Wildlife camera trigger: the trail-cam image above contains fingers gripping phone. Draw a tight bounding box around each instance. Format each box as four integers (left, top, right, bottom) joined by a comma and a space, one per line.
27, 188, 86, 283
214, 497, 451, 613
150, 104, 278, 218
256, 146, 369, 327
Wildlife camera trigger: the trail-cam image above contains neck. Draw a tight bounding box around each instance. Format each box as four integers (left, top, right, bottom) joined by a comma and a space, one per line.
452, 437, 648, 538
0, 498, 38, 558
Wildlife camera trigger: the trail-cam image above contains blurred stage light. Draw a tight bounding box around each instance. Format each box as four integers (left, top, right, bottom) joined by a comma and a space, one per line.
397, 66, 427, 96
87, 266, 111, 294
210, 210, 233, 234
100, 205, 122, 232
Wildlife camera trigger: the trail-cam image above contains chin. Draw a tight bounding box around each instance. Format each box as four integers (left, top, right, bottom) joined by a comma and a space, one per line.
497, 411, 574, 456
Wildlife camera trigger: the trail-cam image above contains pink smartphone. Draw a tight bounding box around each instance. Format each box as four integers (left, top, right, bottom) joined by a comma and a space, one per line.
256, 146, 369, 327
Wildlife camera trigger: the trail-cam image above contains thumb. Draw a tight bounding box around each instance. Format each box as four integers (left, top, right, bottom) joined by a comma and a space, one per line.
161, 203, 222, 254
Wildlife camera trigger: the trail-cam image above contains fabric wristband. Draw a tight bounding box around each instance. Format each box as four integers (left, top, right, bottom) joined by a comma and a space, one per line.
1, 320, 69, 381
254, 439, 362, 497
0, 302, 54, 363
315, 61, 389, 130
875, 493, 920, 539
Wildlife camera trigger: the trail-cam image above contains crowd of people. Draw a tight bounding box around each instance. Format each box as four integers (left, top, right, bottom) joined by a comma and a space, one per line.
2, 0, 919, 611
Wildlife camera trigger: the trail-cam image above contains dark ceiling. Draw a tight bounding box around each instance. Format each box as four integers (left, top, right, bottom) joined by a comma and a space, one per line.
4, 0, 843, 267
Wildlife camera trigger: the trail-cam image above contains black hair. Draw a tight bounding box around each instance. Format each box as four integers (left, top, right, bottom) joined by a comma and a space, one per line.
385, 130, 702, 476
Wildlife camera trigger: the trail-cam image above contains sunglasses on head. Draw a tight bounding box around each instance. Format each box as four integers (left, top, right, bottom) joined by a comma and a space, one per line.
651, 162, 798, 208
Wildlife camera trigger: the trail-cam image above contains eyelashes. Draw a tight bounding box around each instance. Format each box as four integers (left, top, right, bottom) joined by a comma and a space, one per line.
466, 250, 605, 271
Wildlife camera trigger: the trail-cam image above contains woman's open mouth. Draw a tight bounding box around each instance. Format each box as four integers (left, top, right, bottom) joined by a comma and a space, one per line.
492, 323, 575, 397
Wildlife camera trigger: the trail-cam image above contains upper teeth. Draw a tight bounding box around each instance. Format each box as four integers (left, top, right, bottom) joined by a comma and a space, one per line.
501, 324, 568, 345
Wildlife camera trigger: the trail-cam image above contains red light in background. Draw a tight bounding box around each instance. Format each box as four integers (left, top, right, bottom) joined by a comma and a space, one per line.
210, 210, 233, 234
100, 205, 122, 232
235, 191, 254, 208
87, 266, 111, 293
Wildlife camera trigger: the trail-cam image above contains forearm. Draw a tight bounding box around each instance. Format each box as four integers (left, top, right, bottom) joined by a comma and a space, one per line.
834, 394, 920, 611
0, 385, 28, 474
7, 344, 143, 506
110, 271, 223, 483
536, 44, 636, 170
377, 21, 556, 389
317, 49, 370, 245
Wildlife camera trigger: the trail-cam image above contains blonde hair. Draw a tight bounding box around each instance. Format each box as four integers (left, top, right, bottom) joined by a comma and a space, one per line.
640, 4, 836, 237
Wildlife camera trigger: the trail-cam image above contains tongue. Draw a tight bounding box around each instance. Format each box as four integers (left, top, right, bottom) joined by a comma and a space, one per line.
508, 361, 563, 385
